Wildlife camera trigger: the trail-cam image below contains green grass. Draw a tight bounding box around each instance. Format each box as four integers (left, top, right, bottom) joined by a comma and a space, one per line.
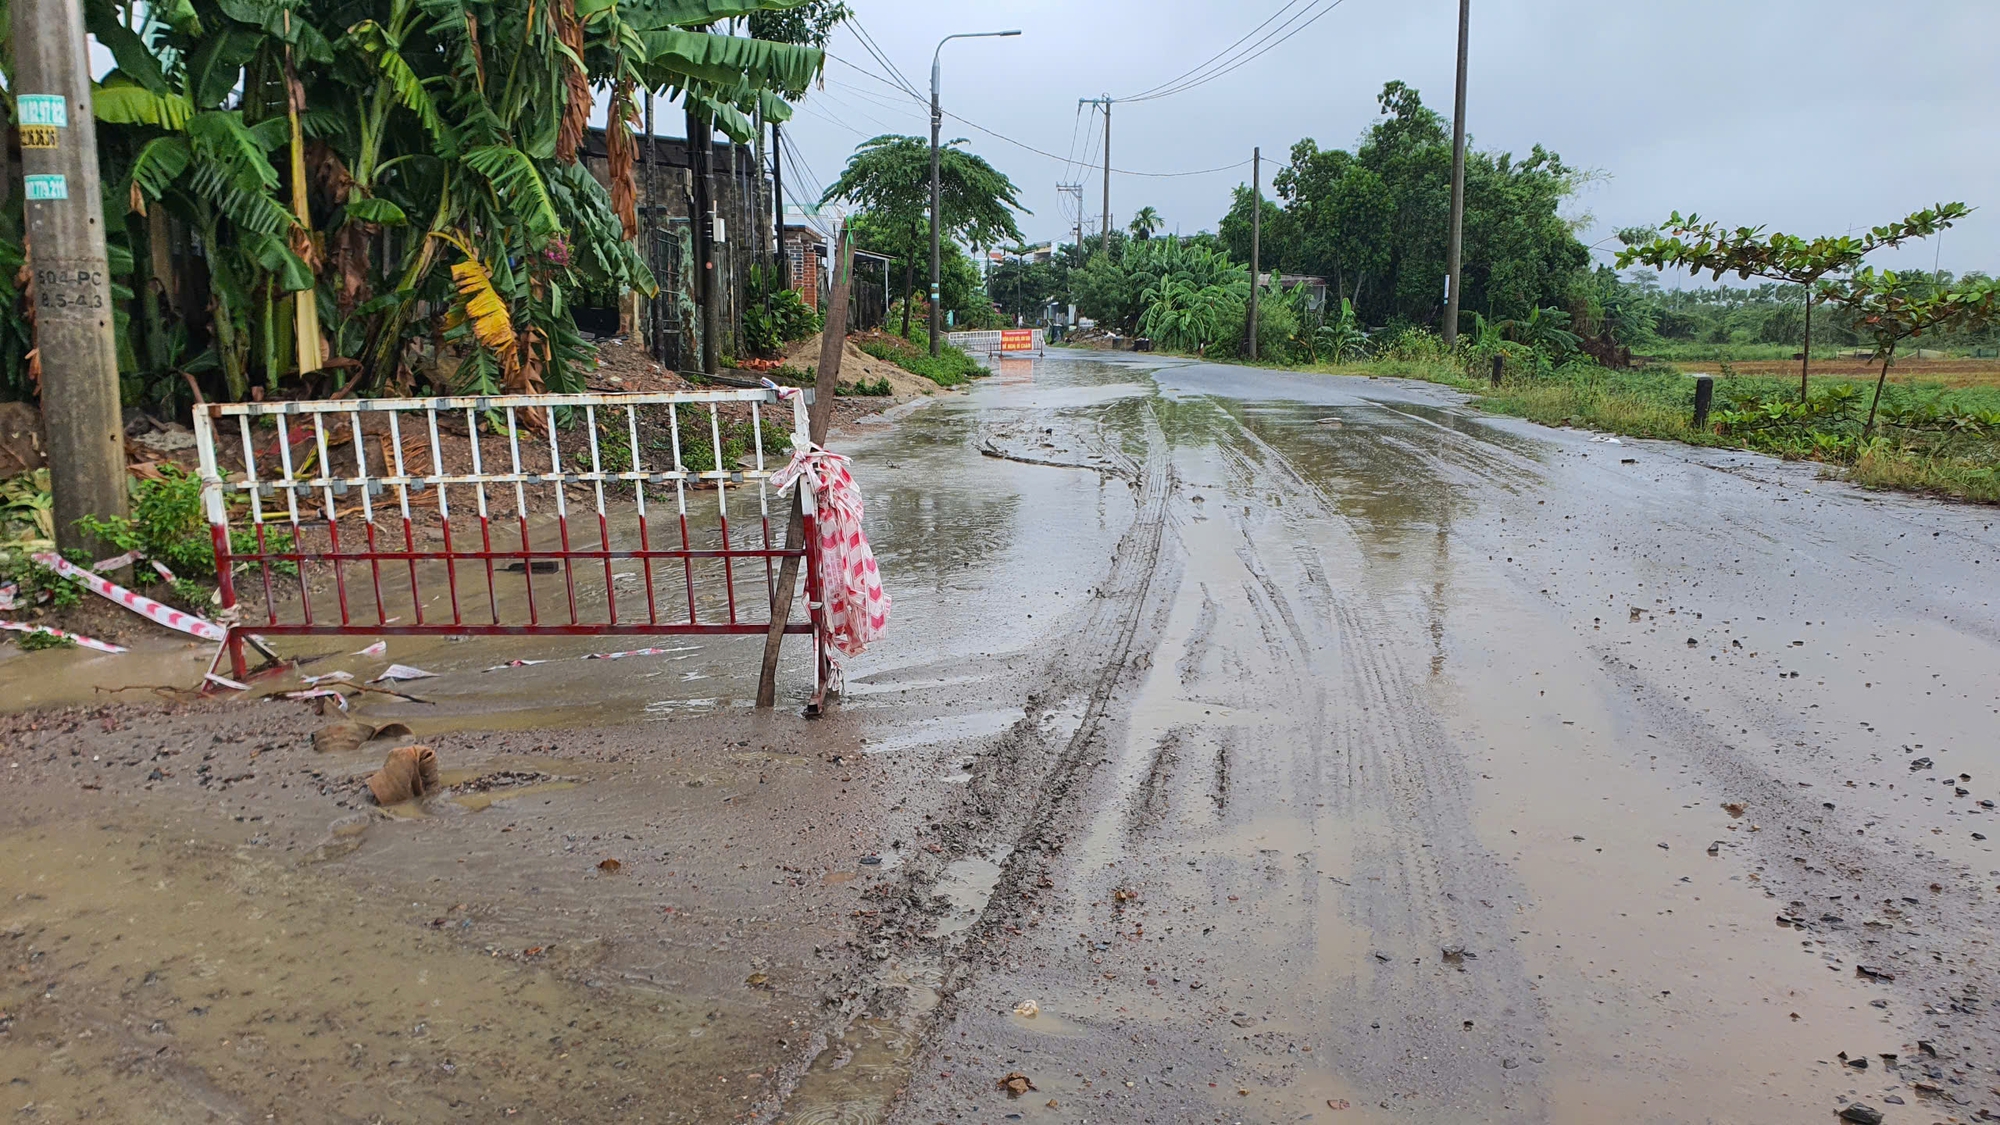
1265, 354, 2000, 505
1639, 341, 1985, 364
858, 332, 985, 388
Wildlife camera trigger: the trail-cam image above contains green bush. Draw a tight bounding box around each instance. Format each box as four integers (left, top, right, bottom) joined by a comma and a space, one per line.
859, 337, 985, 387
743, 266, 824, 358
74, 462, 295, 583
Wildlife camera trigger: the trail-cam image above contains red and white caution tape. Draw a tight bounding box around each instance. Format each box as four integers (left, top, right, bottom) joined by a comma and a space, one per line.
354, 640, 387, 656
282, 688, 349, 711
91, 549, 143, 573
582, 647, 673, 660
1, 620, 127, 653
0, 582, 17, 612
151, 559, 179, 584
31, 552, 227, 642
204, 672, 250, 691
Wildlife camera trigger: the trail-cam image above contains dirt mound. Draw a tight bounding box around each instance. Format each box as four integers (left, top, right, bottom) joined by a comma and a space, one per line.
781, 333, 944, 402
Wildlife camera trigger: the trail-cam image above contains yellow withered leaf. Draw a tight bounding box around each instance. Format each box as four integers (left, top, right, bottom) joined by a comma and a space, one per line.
450, 257, 516, 359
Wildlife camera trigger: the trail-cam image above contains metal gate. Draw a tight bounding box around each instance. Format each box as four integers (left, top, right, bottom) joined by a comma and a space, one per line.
648, 224, 689, 370
191, 387, 825, 691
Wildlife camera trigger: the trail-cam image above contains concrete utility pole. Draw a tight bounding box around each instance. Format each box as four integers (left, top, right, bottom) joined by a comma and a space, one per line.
1248, 147, 1261, 360
931, 29, 1022, 357
1057, 183, 1084, 252
687, 106, 720, 375
16, 0, 128, 554
1078, 97, 1114, 254
772, 121, 788, 289
1442, 0, 1471, 348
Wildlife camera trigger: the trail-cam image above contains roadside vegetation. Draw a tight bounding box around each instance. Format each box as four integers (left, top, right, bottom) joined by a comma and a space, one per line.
1002, 79, 2000, 504
858, 318, 986, 387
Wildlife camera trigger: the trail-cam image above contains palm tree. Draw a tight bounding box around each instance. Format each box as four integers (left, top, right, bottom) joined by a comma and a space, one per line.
1128, 206, 1163, 241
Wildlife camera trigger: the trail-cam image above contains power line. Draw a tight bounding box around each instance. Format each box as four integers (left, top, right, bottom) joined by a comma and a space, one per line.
1117, 0, 1314, 102
1125, 0, 1353, 104
941, 107, 1251, 178
824, 48, 1246, 179
824, 51, 925, 104
1059, 101, 1087, 186
848, 18, 923, 103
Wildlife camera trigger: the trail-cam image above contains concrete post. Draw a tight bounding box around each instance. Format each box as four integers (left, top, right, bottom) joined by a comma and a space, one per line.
16, 0, 128, 554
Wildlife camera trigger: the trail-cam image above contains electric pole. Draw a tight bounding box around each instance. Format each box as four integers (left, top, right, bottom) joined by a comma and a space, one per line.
929, 69, 943, 355
17, 0, 127, 555
1058, 182, 1084, 330
1248, 147, 1261, 361
772, 121, 788, 289
1443, 0, 1470, 348
1080, 96, 1113, 255
1057, 183, 1084, 253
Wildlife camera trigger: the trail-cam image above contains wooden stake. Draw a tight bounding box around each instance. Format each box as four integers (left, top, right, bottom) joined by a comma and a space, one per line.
756, 223, 851, 709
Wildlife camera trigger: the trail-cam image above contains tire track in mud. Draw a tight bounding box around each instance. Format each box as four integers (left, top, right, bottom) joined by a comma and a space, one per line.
769, 408, 1176, 1124
932, 409, 1174, 975
1212, 411, 1553, 1110
901, 391, 1550, 1119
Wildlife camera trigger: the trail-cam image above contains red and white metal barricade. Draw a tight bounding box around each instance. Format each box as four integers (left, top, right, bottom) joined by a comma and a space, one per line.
946, 328, 1044, 356
191, 388, 828, 692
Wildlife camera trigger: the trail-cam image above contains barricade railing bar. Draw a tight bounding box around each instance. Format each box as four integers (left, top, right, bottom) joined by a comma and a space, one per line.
946, 328, 1044, 355
192, 387, 827, 692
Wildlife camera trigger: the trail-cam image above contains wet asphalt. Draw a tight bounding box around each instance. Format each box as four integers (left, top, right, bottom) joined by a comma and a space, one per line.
3, 348, 1998, 1124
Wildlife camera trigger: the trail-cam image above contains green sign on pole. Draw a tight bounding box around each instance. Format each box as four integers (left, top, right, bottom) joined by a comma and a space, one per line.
16, 94, 67, 127
24, 174, 68, 201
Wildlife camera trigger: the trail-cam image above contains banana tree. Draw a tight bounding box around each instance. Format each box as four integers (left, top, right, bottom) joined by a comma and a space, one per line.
352, 0, 821, 393
95, 0, 318, 401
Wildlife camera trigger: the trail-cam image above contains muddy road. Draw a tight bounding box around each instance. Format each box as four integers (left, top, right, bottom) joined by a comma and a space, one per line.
4, 350, 1998, 1124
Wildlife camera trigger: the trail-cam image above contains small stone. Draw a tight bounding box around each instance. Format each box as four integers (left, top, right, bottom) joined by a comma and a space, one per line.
1837, 1104, 1882, 1125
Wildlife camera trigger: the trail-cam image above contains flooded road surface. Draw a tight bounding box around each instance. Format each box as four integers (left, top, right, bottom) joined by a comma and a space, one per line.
5, 349, 1998, 1123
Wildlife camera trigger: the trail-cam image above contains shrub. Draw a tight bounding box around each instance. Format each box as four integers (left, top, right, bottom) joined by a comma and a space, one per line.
743, 266, 823, 358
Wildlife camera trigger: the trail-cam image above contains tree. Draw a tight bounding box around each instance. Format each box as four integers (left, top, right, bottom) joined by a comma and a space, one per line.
1240, 81, 1586, 332
1128, 206, 1162, 241
820, 134, 1025, 337
1218, 185, 1288, 272
987, 252, 1061, 323
17, 0, 826, 406
1617, 205, 1970, 401
1831, 268, 2000, 435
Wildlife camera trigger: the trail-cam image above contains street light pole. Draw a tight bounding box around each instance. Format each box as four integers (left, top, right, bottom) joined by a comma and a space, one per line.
931, 28, 1020, 356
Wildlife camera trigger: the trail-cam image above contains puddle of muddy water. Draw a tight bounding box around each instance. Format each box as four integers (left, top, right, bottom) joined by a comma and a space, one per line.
0, 817, 796, 1123
857, 707, 1023, 755
778, 970, 940, 1125
931, 846, 1013, 939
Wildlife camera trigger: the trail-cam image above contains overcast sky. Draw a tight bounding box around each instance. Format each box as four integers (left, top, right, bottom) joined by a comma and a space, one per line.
783, 0, 1999, 282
